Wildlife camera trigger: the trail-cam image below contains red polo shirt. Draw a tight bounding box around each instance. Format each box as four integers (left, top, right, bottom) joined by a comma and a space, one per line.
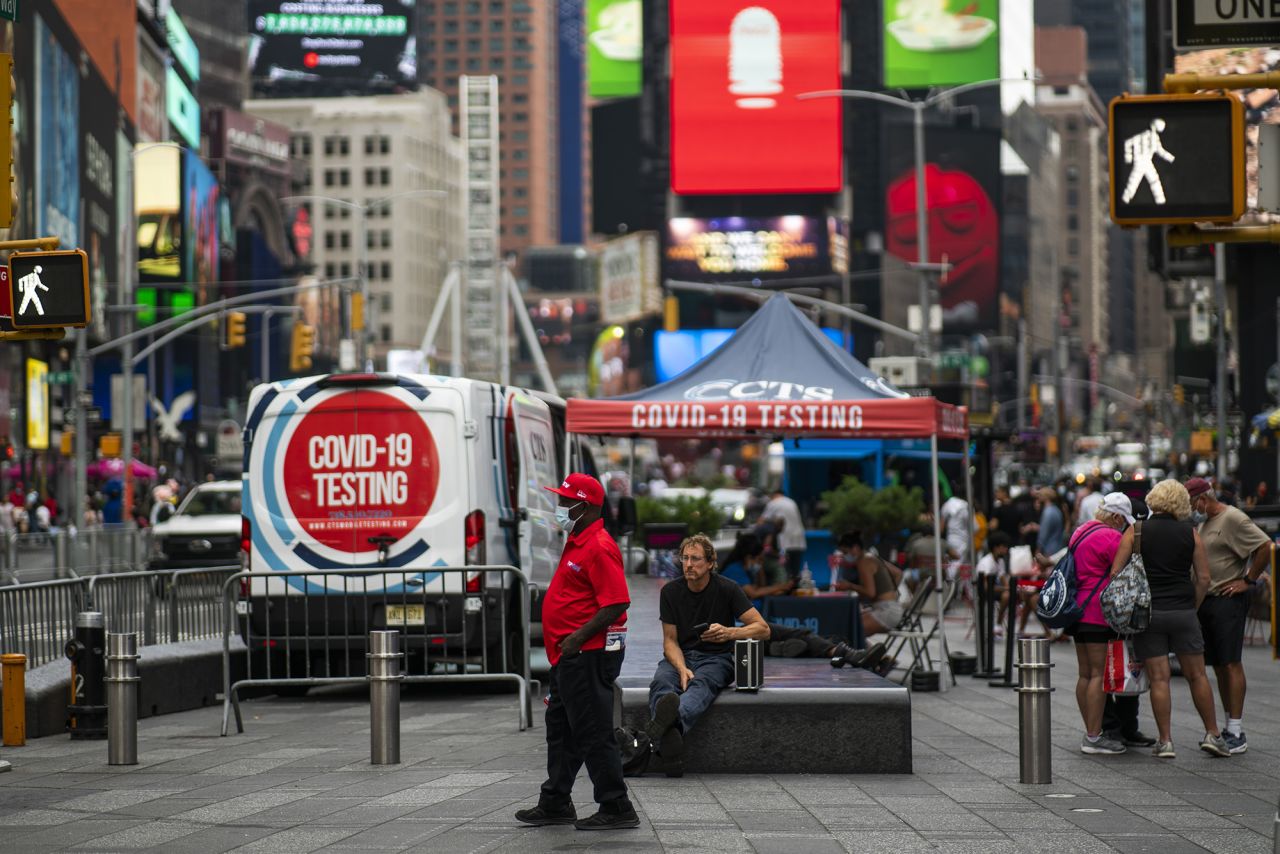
543, 518, 629, 665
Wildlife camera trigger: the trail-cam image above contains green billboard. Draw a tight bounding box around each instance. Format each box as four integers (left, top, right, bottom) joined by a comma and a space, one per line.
588, 0, 642, 98
883, 0, 1000, 89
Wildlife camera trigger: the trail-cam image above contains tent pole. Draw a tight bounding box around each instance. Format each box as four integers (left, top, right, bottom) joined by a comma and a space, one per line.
931, 431, 950, 692
628, 436, 637, 572
963, 433, 975, 584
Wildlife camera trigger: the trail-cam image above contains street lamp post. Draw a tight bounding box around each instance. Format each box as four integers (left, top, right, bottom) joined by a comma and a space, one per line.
799, 78, 1036, 362
281, 189, 446, 371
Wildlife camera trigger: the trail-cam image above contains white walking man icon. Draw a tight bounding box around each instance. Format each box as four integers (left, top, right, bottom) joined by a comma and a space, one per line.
1121, 118, 1175, 205
17, 265, 48, 317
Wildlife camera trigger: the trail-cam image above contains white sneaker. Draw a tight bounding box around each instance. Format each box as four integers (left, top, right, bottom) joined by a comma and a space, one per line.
1081, 734, 1126, 755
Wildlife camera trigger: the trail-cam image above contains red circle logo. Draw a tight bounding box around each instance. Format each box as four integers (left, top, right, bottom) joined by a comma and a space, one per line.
281, 391, 439, 554
303, 52, 319, 68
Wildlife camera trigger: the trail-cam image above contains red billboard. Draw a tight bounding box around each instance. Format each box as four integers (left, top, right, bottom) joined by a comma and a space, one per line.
669, 0, 842, 195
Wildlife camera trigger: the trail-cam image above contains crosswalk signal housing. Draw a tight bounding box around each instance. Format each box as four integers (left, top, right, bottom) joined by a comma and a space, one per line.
1109, 93, 1245, 226
290, 322, 316, 372
225, 311, 247, 348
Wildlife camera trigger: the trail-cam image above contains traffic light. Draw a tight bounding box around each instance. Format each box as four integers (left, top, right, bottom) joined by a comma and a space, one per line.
1109, 93, 1244, 226
225, 311, 247, 348
350, 292, 364, 332
1173, 384, 1186, 406
290, 322, 316, 372
0, 54, 13, 230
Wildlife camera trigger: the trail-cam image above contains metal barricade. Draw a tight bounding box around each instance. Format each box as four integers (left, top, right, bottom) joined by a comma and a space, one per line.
0, 578, 90, 668
87, 566, 241, 646
220, 565, 534, 736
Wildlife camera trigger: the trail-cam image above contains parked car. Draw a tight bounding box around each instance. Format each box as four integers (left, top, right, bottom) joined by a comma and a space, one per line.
148, 480, 243, 570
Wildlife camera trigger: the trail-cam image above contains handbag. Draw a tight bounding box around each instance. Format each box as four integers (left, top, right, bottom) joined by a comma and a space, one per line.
1101, 521, 1152, 635
1103, 638, 1150, 695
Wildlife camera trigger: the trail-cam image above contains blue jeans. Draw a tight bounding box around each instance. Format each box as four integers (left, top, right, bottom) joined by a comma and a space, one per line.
648, 649, 735, 735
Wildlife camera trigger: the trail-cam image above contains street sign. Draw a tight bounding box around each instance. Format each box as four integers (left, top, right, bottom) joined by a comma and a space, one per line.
0, 1, 16, 24
1109, 93, 1245, 226
7, 249, 90, 328
1175, 0, 1280, 48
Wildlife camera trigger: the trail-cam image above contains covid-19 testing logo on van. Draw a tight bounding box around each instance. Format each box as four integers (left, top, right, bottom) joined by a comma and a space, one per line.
280, 391, 440, 554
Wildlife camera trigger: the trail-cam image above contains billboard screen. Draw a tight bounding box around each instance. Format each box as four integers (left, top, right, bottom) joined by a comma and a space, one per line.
883, 124, 1002, 332
136, 144, 182, 283
883, 0, 1000, 89
669, 0, 841, 195
35, 14, 80, 250
588, 0, 642, 98
81, 62, 119, 341
183, 152, 221, 304
664, 216, 842, 281
248, 0, 417, 96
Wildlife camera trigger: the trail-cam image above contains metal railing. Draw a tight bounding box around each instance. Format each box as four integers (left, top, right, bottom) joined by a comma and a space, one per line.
0, 565, 239, 670
1, 526, 149, 584
220, 565, 534, 736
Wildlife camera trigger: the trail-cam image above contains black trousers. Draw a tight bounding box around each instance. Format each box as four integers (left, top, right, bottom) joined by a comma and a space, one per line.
767, 623, 836, 657
1103, 693, 1140, 737
541, 649, 629, 809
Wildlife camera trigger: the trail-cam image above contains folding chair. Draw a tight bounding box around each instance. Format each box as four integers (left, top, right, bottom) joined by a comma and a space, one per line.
880, 576, 935, 675
888, 578, 960, 687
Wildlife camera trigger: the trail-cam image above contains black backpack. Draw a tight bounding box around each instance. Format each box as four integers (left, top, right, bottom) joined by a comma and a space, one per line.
614, 727, 652, 777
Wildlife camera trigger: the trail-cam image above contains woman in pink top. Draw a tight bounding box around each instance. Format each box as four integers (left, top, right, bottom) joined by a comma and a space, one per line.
1065, 492, 1136, 756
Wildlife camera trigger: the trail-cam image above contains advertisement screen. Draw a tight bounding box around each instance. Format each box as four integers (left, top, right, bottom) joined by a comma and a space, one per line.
248, 0, 417, 96
26, 359, 49, 451
588, 0, 642, 97
35, 15, 80, 250
183, 152, 221, 304
81, 65, 119, 341
669, 0, 841, 194
883, 125, 1002, 332
664, 216, 840, 281
883, 0, 1000, 89
136, 144, 182, 283
655, 328, 849, 382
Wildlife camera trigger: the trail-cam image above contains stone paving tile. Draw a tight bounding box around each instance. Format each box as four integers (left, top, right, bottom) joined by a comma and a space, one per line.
139, 823, 282, 854
306, 819, 462, 851
729, 808, 828, 833
1179, 828, 1275, 854
231, 825, 363, 853
829, 829, 936, 853
746, 833, 847, 854
67, 819, 204, 850
1096, 834, 1214, 854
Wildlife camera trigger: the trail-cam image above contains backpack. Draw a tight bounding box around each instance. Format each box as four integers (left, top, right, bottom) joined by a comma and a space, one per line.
1035, 522, 1106, 629
1101, 521, 1152, 636
614, 727, 652, 777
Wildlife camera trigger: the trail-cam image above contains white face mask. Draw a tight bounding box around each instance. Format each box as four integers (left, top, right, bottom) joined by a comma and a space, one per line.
555, 501, 583, 532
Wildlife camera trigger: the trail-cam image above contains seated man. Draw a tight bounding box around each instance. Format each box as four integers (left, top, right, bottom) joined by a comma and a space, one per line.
646, 534, 769, 778
832, 532, 905, 636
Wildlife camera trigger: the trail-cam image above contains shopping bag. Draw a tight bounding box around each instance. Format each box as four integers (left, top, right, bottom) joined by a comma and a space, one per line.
1103, 638, 1150, 695
1009, 545, 1035, 578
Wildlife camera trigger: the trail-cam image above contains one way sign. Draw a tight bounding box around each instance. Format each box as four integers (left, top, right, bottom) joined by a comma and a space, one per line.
6, 250, 90, 329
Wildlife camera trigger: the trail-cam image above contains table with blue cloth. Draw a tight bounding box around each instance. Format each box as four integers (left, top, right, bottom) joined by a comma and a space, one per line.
761, 593, 864, 650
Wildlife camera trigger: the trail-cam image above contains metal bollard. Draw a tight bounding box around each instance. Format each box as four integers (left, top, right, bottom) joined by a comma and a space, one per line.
1, 654, 26, 746
105, 633, 140, 766
367, 630, 403, 765
65, 612, 108, 739
1016, 637, 1053, 784
53, 530, 70, 579
1273, 789, 1279, 854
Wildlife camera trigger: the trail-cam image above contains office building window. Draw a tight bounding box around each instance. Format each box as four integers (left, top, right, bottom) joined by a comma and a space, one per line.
340, 262, 352, 277
381, 325, 392, 343
490, 37, 505, 51
291, 134, 312, 157
444, 38, 458, 52
467, 18, 481, 32
467, 58, 481, 71
381, 231, 392, 249
490, 57, 504, 70
325, 262, 336, 278
380, 136, 390, 155
380, 168, 391, 185
340, 231, 351, 249
513, 148, 527, 161
368, 264, 378, 280
364, 136, 376, 155
445, 58, 459, 72
381, 262, 392, 279
381, 294, 392, 311
325, 232, 336, 250
490, 18, 504, 31
467, 38, 481, 52
514, 223, 528, 235
365, 168, 376, 185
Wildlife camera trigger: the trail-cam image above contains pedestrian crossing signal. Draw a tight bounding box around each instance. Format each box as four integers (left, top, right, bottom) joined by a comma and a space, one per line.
290, 322, 316, 372
1109, 93, 1244, 226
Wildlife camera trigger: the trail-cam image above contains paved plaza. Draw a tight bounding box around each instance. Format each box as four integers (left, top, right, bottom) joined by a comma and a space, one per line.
0, 635, 1276, 853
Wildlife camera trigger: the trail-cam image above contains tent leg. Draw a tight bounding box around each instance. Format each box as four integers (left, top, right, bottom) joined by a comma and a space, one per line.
961, 434, 974, 689
628, 437, 637, 573
931, 433, 951, 692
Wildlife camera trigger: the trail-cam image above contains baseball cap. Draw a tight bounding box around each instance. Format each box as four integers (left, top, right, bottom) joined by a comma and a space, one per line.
545, 473, 604, 506
1100, 492, 1135, 525
1184, 477, 1212, 500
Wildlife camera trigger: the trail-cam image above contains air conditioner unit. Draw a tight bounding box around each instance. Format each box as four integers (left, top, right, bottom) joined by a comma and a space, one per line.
869, 356, 930, 388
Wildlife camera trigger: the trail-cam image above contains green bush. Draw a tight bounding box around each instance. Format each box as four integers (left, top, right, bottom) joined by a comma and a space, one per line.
819, 476, 924, 540
636, 494, 726, 537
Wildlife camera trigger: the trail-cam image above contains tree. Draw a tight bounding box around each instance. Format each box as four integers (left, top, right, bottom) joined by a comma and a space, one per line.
819, 476, 923, 541
636, 494, 726, 537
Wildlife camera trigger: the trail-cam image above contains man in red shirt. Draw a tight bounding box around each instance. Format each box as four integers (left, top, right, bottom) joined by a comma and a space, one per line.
515, 473, 638, 831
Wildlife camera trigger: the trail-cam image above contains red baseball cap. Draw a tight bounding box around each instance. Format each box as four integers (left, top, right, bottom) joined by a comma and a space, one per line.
1184, 477, 1212, 499
545, 473, 604, 506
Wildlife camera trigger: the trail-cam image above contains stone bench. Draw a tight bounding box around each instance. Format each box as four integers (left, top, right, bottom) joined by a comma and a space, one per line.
614, 657, 912, 774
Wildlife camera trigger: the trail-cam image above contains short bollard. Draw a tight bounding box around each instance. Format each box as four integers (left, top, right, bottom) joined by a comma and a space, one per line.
1016, 637, 1053, 784
367, 631, 403, 765
65, 611, 108, 739
105, 633, 140, 766
1272, 789, 1278, 854
1, 653, 27, 746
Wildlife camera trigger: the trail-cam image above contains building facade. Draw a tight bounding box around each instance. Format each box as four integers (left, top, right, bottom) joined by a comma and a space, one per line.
246, 91, 466, 361
418, 0, 560, 259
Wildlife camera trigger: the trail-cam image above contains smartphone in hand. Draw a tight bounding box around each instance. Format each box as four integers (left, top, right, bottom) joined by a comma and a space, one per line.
692, 622, 711, 638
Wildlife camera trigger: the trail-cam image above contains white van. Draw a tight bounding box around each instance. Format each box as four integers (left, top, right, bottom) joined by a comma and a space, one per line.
240, 372, 587, 674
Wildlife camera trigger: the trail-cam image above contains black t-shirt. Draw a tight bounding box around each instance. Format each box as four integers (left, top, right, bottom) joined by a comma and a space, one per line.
1138, 514, 1197, 611
659, 573, 754, 654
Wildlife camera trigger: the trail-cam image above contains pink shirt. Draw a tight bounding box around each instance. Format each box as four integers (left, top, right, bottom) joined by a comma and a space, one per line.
1069, 521, 1122, 626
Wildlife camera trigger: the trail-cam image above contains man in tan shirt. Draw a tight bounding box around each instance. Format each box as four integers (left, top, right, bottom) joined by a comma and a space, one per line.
1186, 478, 1271, 755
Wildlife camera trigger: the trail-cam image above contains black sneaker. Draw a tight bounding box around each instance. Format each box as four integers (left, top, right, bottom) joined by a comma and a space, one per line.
1122, 731, 1157, 748
768, 638, 808, 657
575, 806, 640, 830
515, 804, 577, 826
645, 692, 680, 744
660, 726, 685, 778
